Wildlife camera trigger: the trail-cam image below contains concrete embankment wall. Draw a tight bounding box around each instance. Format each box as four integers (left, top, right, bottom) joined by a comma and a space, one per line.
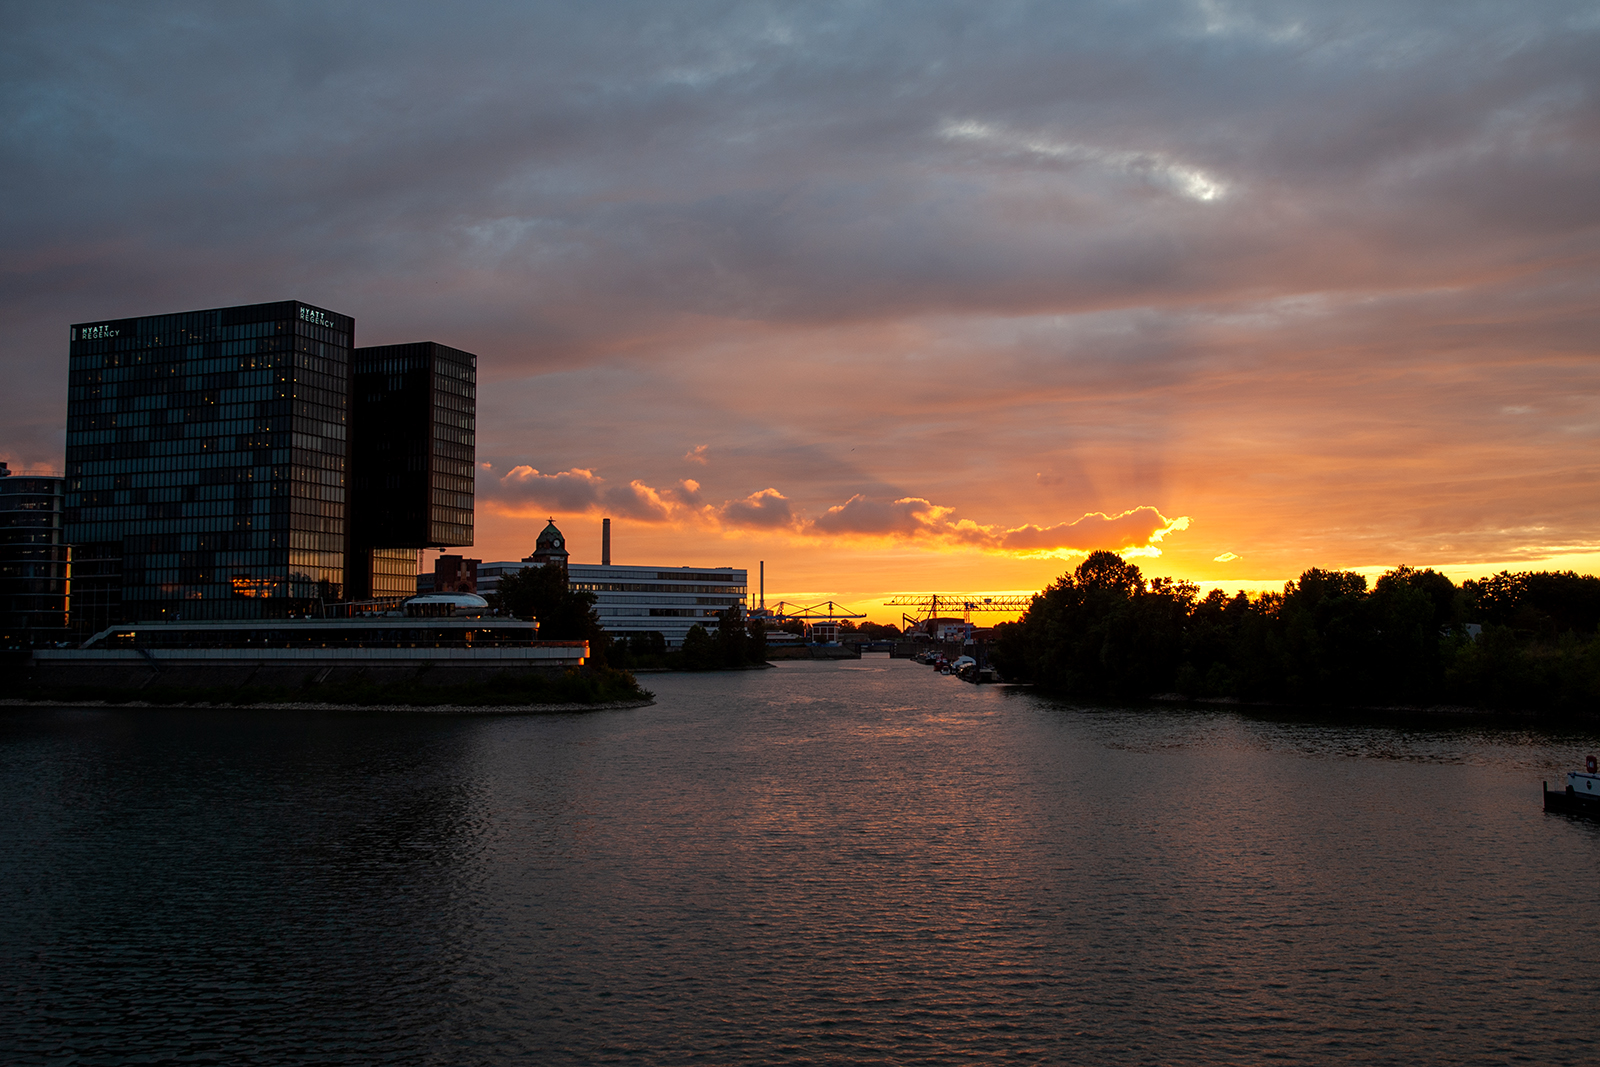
18, 655, 582, 697
17, 649, 588, 695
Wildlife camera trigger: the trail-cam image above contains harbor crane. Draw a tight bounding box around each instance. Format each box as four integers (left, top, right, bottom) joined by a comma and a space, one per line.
756, 600, 868, 623
883, 593, 1034, 633
753, 600, 868, 642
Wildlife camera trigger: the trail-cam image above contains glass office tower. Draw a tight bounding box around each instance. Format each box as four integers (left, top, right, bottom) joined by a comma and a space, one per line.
63, 301, 354, 629
348, 341, 475, 599
0, 465, 69, 644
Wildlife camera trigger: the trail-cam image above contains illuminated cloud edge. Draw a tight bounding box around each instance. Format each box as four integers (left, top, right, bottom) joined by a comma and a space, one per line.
489, 465, 1188, 557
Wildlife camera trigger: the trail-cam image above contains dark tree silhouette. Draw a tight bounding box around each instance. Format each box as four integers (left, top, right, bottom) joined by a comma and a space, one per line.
993, 552, 1600, 715
494, 563, 610, 666
991, 550, 1195, 699
679, 623, 717, 670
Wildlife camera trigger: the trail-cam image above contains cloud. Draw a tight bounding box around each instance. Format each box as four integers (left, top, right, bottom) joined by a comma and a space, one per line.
497, 466, 606, 513
4, 1, 1598, 582
812, 495, 953, 536
939, 119, 1230, 201
684, 444, 709, 464
806, 497, 1190, 557
486, 465, 1188, 557
1000, 509, 1192, 555
716, 487, 797, 529
496, 465, 674, 522
1214, 552, 1241, 562
601, 480, 676, 522
492, 465, 797, 529
799, 493, 1190, 557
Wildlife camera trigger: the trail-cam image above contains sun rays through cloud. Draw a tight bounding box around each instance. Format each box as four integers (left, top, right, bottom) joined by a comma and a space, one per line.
3, 1, 1598, 606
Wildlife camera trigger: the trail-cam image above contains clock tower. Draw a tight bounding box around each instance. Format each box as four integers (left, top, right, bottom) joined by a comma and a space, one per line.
523, 518, 570, 568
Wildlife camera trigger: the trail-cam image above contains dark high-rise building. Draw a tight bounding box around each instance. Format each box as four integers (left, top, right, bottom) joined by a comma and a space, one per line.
348, 342, 476, 599
0, 464, 70, 645
63, 301, 354, 630
59, 301, 478, 628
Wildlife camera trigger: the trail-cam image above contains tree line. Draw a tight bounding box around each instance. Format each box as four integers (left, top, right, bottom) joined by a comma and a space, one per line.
990, 551, 1600, 713
767, 618, 904, 639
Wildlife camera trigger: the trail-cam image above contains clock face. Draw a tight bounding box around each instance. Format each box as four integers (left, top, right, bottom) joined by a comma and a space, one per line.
552, 538, 563, 548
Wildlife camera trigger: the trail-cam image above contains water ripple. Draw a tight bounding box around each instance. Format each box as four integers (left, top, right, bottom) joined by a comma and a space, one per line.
3, 659, 1598, 1064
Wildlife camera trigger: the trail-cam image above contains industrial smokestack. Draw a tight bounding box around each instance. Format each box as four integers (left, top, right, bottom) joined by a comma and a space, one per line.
759, 560, 764, 610
602, 517, 611, 565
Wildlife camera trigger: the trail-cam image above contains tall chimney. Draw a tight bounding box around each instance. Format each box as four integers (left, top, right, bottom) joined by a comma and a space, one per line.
759, 560, 764, 610
602, 517, 611, 566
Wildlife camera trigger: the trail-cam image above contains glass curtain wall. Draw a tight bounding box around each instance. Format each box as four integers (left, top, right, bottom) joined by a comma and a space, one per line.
348, 342, 475, 598
429, 344, 476, 547
368, 547, 421, 599
0, 471, 69, 644
63, 301, 354, 627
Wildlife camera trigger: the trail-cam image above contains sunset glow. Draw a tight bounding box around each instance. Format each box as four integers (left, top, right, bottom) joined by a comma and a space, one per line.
3, 2, 1596, 622
6, 9, 1600, 1060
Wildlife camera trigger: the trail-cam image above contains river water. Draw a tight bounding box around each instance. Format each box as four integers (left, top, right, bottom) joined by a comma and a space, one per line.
3, 657, 1598, 1065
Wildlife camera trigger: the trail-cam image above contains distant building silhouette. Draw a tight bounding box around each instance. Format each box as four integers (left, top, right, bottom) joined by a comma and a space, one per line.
418, 554, 479, 594
523, 519, 570, 568
0, 464, 69, 645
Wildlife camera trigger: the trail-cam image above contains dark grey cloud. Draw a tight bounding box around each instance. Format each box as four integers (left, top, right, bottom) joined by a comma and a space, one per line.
2, 0, 1597, 498
8, 2, 1595, 298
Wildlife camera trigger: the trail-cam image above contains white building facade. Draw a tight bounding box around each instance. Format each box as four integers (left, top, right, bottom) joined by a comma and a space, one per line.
469, 520, 747, 648
475, 561, 747, 648
568, 564, 747, 648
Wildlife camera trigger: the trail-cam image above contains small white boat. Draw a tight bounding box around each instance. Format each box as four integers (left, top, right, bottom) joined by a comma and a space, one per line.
1544, 755, 1600, 818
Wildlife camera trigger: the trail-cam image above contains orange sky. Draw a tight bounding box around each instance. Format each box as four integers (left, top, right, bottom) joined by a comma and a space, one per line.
3, 3, 1597, 618
459, 282, 1600, 624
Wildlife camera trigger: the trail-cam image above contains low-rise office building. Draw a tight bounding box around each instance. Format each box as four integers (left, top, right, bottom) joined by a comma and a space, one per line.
417, 553, 478, 594
475, 521, 748, 648
569, 563, 747, 648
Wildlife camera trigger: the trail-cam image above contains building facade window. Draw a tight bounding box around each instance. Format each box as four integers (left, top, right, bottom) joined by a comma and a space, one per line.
473, 559, 747, 648
0, 466, 69, 644
346, 342, 477, 599
64, 301, 354, 630
60, 302, 478, 631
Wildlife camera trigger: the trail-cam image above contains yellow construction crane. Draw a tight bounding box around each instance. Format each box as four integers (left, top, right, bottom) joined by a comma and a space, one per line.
758, 600, 868, 623
883, 593, 1034, 632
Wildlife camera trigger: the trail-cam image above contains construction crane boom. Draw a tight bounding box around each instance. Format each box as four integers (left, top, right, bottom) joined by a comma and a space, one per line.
758, 600, 868, 622
884, 593, 1035, 629
883, 593, 1034, 610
